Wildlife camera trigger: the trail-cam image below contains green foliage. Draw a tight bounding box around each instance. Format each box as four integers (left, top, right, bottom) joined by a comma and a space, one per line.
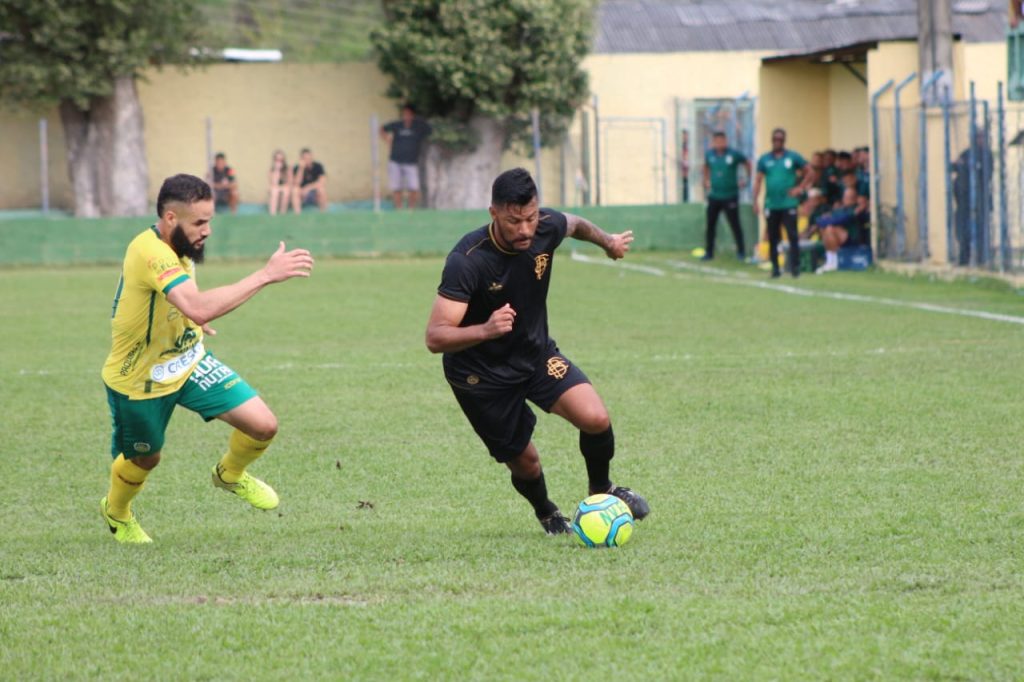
199, 0, 384, 63
0, 0, 206, 110
372, 0, 597, 151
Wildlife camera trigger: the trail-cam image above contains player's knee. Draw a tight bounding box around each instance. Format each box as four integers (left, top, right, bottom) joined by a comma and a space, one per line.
247, 414, 278, 441
132, 452, 162, 470
579, 409, 610, 435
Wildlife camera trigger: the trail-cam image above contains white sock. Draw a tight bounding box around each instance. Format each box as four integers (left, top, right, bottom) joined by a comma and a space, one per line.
826, 251, 838, 267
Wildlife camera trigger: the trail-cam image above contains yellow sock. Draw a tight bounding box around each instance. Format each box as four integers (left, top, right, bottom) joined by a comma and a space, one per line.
216, 429, 274, 483
106, 454, 151, 521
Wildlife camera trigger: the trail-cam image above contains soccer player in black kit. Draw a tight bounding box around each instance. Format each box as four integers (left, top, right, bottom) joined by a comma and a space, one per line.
425, 168, 650, 534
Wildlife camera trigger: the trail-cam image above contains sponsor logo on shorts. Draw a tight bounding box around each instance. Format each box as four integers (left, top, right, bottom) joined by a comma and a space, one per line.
466, 374, 480, 386
534, 254, 550, 280
189, 353, 238, 391
149, 342, 204, 383
133, 442, 151, 453
546, 356, 569, 379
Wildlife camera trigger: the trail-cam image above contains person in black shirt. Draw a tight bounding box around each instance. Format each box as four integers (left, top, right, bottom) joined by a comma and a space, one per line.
208, 152, 238, 214
424, 168, 650, 535
381, 104, 432, 209
290, 148, 327, 214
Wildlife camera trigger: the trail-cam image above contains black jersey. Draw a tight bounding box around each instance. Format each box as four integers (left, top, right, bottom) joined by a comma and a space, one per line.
438, 209, 569, 385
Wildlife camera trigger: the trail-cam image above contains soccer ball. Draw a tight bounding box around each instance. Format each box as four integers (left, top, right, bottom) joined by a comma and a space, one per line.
571, 494, 634, 548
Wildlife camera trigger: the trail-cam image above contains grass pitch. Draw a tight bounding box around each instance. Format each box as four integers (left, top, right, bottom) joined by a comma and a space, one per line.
1, 252, 1022, 679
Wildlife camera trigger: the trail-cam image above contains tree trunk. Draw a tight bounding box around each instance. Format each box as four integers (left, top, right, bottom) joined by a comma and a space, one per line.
424, 115, 506, 210
59, 76, 150, 217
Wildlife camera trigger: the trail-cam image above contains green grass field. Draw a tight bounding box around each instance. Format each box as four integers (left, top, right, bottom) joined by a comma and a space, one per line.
2, 252, 1023, 679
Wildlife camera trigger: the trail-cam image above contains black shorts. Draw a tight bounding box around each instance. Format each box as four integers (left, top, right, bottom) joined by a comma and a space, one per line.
446, 349, 591, 462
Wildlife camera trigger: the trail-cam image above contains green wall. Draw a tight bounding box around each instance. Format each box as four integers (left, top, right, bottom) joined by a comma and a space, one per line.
0, 204, 755, 266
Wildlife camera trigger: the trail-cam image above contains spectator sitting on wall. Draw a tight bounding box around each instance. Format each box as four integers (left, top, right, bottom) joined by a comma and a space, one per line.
840, 170, 859, 201
291, 148, 327, 214
208, 152, 239, 214
381, 104, 432, 209
267, 150, 291, 216
809, 187, 861, 274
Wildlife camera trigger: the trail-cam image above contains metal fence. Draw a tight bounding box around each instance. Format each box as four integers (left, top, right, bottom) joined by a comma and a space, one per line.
874, 80, 1022, 272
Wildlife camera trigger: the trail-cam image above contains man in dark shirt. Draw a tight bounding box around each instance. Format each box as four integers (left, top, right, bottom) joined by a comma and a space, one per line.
208, 152, 238, 214
381, 104, 432, 209
290, 148, 327, 214
424, 168, 650, 535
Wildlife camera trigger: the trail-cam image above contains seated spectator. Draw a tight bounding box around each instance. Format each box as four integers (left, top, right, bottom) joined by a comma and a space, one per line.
798, 187, 827, 234
267, 150, 291, 215
808, 187, 861, 274
208, 152, 239, 214
840, 170, 858, 200
855, 146, 871, 197
291, 148, 327, 214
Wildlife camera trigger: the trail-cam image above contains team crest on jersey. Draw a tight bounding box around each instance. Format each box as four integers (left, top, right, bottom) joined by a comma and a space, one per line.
725, 154, 733, 164
534, 254, 550, 280
133, 442, 151, 453
488, 282, 503, 292
784, 158, 792, 169
546, 356, 569, 379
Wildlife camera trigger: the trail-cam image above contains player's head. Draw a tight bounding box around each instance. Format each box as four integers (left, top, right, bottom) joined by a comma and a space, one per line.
489, 168, 539, 252
771, 128, 786, 152
711, 131, 727, 152
157, 174, 214, 263
214, 152, 226, 169
402, 103, 416, 124
300, 147, 313, 164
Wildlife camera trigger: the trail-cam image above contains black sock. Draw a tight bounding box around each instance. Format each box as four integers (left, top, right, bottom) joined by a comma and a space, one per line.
580, 426, 614, 494
511, 471, 558, 519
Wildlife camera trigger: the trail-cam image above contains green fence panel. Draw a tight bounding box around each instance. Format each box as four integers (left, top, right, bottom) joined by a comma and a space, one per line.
0, 204, 755, 266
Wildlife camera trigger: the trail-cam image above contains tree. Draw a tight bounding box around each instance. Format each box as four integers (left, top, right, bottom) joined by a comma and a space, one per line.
0, 1, 206, 217
372, 0, 597, 209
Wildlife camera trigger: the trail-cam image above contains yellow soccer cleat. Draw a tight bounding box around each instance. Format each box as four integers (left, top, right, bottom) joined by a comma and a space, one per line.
211, 465, 279, 510
100, 497, 153, 544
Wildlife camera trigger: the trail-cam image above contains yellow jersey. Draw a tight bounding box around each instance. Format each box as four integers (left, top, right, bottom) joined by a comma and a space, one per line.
101, 227, 205, 399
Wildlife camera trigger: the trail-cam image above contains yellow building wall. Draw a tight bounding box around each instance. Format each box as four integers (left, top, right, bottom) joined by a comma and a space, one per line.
963, 42, 1008, 99
758, 61, 831, 157
828, 63, 870, 150
582, 51, 767, 204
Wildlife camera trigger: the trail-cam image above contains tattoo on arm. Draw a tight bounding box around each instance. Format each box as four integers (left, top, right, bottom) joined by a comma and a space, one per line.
565, 213, 611, 249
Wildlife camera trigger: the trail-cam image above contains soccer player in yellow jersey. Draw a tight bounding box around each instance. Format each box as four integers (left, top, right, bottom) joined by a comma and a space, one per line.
99, 174, 314, 543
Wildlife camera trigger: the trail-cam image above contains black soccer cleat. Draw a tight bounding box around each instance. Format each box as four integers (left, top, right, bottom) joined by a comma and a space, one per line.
538, 511, 573, 535
609, 486, 650, 521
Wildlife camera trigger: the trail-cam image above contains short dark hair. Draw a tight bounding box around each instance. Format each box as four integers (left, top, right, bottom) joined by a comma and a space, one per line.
402, 103, 416, 114
772, 128, 786, 138
214, 152, 226, 161
837, 151, 853, 161
491, 168, 537, 207
712, 131, 726, 138
300, 147, 312, 155
157, 174, 212, 218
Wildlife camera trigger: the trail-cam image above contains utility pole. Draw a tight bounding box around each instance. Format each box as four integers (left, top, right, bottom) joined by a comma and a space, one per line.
918, 0, 954, 105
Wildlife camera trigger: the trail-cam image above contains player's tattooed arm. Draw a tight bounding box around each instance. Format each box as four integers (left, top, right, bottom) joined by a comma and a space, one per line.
564, 212, 634, 260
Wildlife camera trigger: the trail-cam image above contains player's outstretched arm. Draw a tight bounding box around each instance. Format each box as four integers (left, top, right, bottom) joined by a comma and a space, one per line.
564, 212, 633, 260
425, 296, 515, 354
167, 241, 313, 326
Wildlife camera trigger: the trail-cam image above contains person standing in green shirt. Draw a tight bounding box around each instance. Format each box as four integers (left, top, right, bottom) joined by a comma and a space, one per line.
702, 131, 751, 260
752, 128, 815, 278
